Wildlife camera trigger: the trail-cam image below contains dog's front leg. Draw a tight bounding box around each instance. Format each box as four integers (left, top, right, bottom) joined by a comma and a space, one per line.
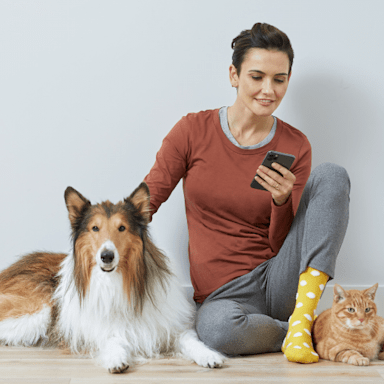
178, 328, 225, 368
98, 337, 132, 374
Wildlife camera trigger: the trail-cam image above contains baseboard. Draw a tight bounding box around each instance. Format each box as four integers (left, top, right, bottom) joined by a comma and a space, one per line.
182, 284, 384, 317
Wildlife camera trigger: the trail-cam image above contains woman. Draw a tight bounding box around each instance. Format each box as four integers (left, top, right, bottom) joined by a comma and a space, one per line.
144, 23, 350, 364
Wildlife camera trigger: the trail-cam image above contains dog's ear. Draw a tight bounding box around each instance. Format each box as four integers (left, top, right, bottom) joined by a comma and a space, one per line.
126, 182, 151, 224
64, 187, 91, 227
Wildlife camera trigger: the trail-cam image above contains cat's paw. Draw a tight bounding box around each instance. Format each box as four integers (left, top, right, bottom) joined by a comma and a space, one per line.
348, 355, 370, 366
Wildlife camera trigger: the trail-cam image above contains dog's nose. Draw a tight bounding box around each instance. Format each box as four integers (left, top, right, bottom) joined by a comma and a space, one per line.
101, 250, 114, 264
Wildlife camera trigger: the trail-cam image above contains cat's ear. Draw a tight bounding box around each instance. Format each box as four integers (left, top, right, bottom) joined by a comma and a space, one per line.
334, 284, 348, 303
363, 283, 379, 301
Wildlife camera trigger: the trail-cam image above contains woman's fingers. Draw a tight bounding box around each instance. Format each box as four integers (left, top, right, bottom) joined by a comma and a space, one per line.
271, 162, 296, 183
255, 163, 296, 205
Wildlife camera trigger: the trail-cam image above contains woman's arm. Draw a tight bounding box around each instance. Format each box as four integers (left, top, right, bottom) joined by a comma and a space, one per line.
260, 140, 312, 253
143, 118, 190, 221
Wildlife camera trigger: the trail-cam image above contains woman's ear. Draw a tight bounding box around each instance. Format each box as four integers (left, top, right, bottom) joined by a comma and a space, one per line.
229, 64, 239, 88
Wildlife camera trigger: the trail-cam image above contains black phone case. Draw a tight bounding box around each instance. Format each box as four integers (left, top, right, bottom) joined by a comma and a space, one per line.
251, 151, 296, 191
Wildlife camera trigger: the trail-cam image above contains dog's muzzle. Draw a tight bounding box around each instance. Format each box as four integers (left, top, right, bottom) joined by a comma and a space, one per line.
98, 240, 119, 273
100, 250, 115, 272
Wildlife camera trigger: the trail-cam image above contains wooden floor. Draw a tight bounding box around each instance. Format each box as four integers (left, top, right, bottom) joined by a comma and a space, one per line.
1, 346, 384, 384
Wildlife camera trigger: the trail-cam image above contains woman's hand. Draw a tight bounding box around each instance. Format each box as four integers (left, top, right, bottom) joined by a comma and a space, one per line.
255, 163, 296, 206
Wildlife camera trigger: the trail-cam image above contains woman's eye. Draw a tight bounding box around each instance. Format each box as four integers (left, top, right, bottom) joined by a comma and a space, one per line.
274, 78, 284, 83
118, 226, 126, 232
252, 76, 262, 81
347, 308, 355, 313
92, 226, 99, 232
365, 308, 371, 313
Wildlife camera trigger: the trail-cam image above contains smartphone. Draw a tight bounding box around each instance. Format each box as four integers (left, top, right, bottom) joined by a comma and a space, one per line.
250, 150, 296, 190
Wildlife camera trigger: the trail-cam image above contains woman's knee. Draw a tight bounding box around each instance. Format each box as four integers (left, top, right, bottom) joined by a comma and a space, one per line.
310, 162, 351, 197
196, 300, 241, 353
196, 300, 285, 355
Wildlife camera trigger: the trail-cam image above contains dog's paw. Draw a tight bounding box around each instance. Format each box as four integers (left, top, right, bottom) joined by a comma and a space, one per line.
194, 349, 225, 368
99, 338, 132, 374
108, 363, 129, 374
104, 356, 131, 374
178, 329, 225, 368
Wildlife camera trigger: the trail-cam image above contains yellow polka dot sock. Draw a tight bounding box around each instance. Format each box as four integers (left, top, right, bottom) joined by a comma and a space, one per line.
282, 267, 328, 363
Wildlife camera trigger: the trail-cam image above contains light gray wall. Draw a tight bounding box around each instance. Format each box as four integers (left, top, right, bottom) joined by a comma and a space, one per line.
1, 1, 383, 294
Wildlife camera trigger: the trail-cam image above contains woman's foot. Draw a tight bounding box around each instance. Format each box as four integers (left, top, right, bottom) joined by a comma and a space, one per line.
282, 267, 328, 363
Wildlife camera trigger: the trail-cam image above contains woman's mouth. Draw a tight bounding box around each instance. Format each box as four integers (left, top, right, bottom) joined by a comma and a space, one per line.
256, 99, 275, 106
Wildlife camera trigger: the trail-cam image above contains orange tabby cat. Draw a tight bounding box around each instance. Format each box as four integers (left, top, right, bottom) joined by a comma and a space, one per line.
313, 283, 384, 366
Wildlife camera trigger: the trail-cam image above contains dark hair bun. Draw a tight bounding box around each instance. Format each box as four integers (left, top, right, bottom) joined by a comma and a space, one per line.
232, 23, 294, 75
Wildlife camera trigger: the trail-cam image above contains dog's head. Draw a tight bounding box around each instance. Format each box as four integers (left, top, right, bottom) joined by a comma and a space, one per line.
64, 183, 168, 310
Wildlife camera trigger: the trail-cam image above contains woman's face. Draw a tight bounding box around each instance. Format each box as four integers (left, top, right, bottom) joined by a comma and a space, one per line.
230, 48, 291, 117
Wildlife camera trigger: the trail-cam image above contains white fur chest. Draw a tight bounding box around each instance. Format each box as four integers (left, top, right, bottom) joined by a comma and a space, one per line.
53, 254, 193, 358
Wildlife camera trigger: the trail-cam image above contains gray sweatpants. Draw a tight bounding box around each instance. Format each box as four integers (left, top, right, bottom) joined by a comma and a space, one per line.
195, 163, 351, 356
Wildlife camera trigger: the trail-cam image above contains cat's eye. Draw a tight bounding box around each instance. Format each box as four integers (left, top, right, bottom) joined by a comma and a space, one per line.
365, 308, 371, 313
347, 308, 355, 313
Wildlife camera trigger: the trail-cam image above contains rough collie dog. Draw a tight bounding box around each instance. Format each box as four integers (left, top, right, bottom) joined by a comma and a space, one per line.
0, 183, 224, 373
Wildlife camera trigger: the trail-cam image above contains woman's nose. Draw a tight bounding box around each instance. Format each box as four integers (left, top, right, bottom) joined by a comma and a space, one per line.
261, 79, 273, 95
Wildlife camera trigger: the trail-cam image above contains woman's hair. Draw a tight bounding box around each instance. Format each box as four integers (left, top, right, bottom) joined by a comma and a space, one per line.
231, 23, 294, 76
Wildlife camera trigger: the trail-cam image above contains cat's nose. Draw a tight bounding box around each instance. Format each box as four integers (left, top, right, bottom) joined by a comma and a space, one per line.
359, 318, 364, 323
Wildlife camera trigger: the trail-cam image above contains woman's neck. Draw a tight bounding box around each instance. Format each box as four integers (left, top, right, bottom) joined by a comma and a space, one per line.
227, 104, 274, 147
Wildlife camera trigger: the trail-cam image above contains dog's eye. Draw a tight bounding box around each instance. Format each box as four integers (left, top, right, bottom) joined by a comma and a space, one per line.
92, 226, 99, 232
118, 226, 126, 232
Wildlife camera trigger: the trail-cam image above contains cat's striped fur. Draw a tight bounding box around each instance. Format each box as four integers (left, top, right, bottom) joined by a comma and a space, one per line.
313, 284, 384, 366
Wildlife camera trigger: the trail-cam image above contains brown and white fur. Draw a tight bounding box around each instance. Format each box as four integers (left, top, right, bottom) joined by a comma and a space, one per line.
313, 283, 384, 366
0, 183, 224, 373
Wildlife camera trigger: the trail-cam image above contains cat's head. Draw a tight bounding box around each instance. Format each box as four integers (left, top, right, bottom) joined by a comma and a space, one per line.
332, 283, 379, 329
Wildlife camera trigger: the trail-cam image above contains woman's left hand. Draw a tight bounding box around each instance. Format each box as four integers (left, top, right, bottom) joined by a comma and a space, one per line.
255, 162, 296, 206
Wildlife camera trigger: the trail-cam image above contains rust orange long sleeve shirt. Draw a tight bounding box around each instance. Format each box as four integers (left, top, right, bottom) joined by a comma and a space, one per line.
144, 109, 311, 303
